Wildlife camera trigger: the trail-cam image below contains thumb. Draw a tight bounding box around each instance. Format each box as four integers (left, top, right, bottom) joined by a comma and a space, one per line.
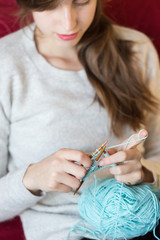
119, 129, 148, 151
107, 149, 117, 155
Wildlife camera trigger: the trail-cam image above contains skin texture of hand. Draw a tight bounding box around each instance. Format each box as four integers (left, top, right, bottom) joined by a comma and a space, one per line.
99, 129, 154, 185
23, 148, 92, 195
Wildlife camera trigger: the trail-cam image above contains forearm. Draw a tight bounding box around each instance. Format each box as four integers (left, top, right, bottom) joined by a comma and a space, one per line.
0, 167, 45, 222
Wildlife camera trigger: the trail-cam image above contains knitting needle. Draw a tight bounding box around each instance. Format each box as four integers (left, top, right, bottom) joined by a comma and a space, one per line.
74, 140, 108, 195
95, 145, 106, 161
89, 140, 108, 158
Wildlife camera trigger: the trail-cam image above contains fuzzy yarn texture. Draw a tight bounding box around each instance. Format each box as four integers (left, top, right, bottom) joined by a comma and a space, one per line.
75, 178, 160, 240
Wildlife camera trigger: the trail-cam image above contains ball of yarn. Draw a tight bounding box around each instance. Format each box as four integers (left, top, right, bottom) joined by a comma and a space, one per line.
78, 178, 160, 239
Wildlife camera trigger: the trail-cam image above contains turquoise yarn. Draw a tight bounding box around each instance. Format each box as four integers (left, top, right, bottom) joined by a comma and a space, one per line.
76, 178, 160, 240
66, 131, 160, 240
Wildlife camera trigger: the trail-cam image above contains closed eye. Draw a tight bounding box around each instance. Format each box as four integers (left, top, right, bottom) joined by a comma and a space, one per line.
74, 0, 90, 6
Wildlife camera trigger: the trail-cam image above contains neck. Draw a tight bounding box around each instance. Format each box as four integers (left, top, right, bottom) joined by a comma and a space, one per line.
34, 28, 83, 71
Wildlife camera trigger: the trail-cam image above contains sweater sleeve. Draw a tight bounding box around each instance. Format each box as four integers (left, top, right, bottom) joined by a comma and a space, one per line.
0, 81, 45, 222
139, 38, 160, 188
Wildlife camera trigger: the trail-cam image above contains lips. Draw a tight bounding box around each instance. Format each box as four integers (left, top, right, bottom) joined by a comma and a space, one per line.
56, 32, 79, 41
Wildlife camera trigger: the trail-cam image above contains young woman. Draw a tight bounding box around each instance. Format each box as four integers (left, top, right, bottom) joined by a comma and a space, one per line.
0, 0, 160, 239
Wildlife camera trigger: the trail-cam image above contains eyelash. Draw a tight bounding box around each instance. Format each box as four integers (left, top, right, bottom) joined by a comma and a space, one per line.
74, 0, 89, 6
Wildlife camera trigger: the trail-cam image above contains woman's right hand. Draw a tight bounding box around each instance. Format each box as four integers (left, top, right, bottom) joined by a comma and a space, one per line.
22, 148, 92, 194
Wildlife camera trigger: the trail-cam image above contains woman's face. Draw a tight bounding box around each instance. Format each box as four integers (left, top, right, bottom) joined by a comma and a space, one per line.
32, 0, 97, 47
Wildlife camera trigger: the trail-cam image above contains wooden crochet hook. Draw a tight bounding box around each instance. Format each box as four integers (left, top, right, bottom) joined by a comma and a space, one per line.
74, 140, 108, 195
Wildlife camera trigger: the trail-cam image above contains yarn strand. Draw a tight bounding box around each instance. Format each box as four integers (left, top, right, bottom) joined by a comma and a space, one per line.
66, 130, 160, 240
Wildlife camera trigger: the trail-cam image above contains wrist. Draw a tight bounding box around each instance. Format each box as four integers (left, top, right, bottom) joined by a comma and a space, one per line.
23, 164, 41, 196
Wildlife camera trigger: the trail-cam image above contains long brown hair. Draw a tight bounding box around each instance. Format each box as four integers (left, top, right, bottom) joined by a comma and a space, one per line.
16, 0, 159, 136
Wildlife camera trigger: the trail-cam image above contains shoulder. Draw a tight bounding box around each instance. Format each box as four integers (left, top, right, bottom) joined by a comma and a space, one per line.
0, 24, 34, 50
113, 25, 159, 73
113, 25, 160, 91
113, 25, 150, 43
0, 24, 35, 74
0, 24, 34, 59
113, 25, 158, 59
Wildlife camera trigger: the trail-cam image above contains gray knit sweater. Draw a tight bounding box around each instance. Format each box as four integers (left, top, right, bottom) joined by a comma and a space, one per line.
0, 24, 160, 240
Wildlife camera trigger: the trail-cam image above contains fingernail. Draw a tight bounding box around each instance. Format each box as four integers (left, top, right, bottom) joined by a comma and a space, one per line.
99, 160, 104, 166
140, 129, 148, 138
107, 150, 113, 155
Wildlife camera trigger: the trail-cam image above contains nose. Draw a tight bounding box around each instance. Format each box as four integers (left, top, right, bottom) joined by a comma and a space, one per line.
62, 6, 77, 31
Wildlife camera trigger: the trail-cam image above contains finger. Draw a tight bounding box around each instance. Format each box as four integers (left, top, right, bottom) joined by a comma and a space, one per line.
125, 148, 141, 161
63, 161, 87, 180
99, 148, 141, 166
55, 172, 81, 190
119, 129, 148, 151
109, 160, 142, 176
115, 170, 144, 185
57, 149, 92, 168
47, 173, 72, 192
99, 151, 123, 166
107, 148, 117, 155
55, 183, 72, 193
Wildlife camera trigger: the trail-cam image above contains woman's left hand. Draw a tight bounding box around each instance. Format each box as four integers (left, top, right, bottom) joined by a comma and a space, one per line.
99, 129, 154, 185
